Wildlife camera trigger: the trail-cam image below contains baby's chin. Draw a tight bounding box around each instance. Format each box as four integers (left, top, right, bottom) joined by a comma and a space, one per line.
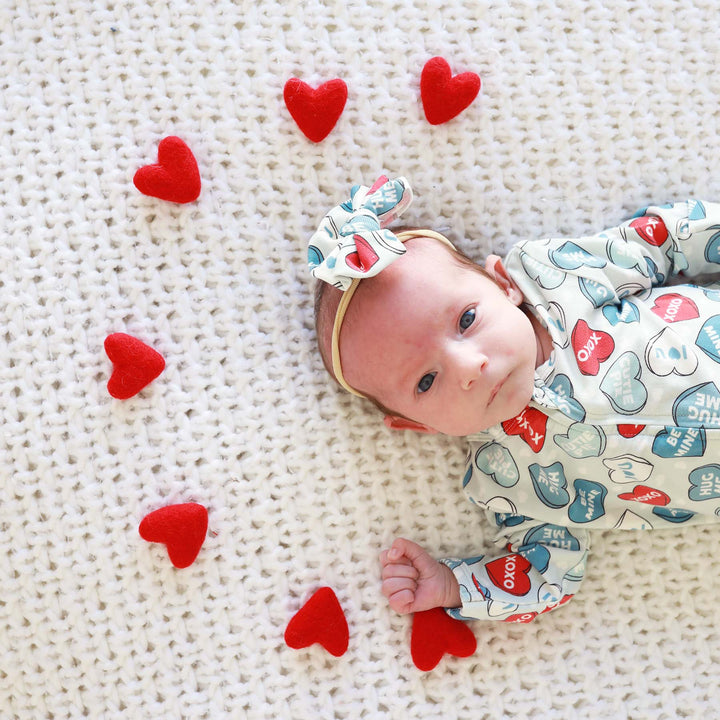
438, 394, 533, 436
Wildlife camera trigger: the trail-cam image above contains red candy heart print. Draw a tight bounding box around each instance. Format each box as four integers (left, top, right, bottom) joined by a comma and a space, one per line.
486, 554, 532, 597
618, 424, 645, 438
133, 136, 201, 203
629, 216, 668, 247
105, 333, 165, 399
284, 78, 348, 143
139, 503, 208, 569
502, 406, 548, 453
345, 234, 380, 273
651, 293, 700, 323
618, 485, 670, 506
571, 320, 615, 376
284, 587, 349, 657
420, 57, 481, 125
410, 607, 477, 671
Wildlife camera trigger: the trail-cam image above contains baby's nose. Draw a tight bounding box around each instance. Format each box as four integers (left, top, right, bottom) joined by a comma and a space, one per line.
459, 352, 488, 390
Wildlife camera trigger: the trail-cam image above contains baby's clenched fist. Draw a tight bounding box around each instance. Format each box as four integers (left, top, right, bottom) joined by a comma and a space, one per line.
380, 537, 461, 614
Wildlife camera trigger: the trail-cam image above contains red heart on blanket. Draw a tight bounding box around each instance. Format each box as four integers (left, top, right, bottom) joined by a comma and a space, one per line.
571, 319, 615, 376
410, 607, 477, 671
139, 503, 208, 568
420, 57, 481, 125
133, 136, 201, 203
105, 333, 165, 399
618, 485, 670, 506
284, 587, 349, 657
284, 78, 348, 143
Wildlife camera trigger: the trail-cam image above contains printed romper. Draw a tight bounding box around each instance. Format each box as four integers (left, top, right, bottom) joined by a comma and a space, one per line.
442, 199, 720, 622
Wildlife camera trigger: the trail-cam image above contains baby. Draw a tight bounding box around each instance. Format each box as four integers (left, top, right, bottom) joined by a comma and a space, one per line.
310, 176, 720, 623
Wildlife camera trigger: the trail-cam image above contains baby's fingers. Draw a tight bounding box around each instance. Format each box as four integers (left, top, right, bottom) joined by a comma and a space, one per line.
381, 577, 416, 614
381, 561, 419, 582
379, 546, 414, 568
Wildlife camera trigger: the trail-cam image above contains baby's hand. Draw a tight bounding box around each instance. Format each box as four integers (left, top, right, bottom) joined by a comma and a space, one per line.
380, 538, 461, 614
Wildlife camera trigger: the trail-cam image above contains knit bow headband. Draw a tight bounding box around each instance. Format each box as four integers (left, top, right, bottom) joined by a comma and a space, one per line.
308, 176, 455, 397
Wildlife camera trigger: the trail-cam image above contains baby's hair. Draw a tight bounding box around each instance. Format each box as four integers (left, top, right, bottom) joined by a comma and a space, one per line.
313, 229, 499, 416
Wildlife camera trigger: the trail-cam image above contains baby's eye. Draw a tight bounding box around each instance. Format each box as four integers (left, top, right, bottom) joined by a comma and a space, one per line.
417, 372, 436, 394
459, 308, 476, 331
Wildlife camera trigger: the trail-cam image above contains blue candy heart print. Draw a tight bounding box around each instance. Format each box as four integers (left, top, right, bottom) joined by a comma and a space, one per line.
474, 442, 519, 488
307, 245, 324, 267
599, 352, 647, 414
547, 374, 586, 421
549, 242, 607, 271
607, 237, 647, 273
651, 506, 696, 523
494, 512, 528, 528
652, 426, 706, 458
519, 544, 551, 574
688, 464, 720, 502
602, 299, 640, 326
529, 462, 570, 508
672, 382, 720, 428
568, 479, 607, 523
688, 199, 707, 221
462, 465, 472, 488
519, 251, 565, 290
554, 423, 606, 458
578, 277, 615, 308
695, 315, 720, 363
524, 523, 581, 551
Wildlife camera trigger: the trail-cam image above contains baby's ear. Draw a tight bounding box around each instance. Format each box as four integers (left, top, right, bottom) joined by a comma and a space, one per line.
384, 415, 437, 434
484, 255, 523, 306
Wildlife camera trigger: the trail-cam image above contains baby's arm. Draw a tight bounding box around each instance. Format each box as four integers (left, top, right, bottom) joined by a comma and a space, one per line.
380, 538, 461, 614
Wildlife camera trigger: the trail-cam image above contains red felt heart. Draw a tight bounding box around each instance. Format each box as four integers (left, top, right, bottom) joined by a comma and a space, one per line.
618, 485, 670, 506
284, 78, 348, 143
284, 587, 349, 657
410, 607, 476, 671
139, 503, 208, 568
133, 136, 201, 203
571, 319, 615, 376
420, 57, 481, 125
105, 333, 165, 399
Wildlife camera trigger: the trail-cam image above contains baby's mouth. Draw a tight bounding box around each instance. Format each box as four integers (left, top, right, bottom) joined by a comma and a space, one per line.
488, 374, 507, 405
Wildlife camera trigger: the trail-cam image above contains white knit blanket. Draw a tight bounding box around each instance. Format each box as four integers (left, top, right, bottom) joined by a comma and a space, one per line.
3, 0, 720, 717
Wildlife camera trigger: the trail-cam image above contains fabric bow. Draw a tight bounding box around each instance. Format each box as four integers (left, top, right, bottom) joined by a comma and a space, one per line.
308, 176, 414, 290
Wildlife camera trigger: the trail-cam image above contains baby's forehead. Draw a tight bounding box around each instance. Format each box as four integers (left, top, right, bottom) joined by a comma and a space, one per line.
372, 236, 473, 286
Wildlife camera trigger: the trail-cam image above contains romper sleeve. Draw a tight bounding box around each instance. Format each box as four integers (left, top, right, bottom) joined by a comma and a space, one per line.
509, 199, 720, 303
440, 513, 590, 622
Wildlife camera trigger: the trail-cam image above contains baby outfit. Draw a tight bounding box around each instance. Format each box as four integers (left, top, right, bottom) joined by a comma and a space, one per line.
443, 199, 720, 622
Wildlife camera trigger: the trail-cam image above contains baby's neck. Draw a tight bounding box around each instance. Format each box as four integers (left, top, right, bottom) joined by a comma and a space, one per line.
525, 309, 553, 368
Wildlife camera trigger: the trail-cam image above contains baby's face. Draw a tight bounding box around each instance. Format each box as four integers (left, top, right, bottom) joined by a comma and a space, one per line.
339, 238, 543, 436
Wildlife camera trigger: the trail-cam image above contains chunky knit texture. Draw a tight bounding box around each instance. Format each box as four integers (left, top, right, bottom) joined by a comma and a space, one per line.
3, 0, 720, 717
